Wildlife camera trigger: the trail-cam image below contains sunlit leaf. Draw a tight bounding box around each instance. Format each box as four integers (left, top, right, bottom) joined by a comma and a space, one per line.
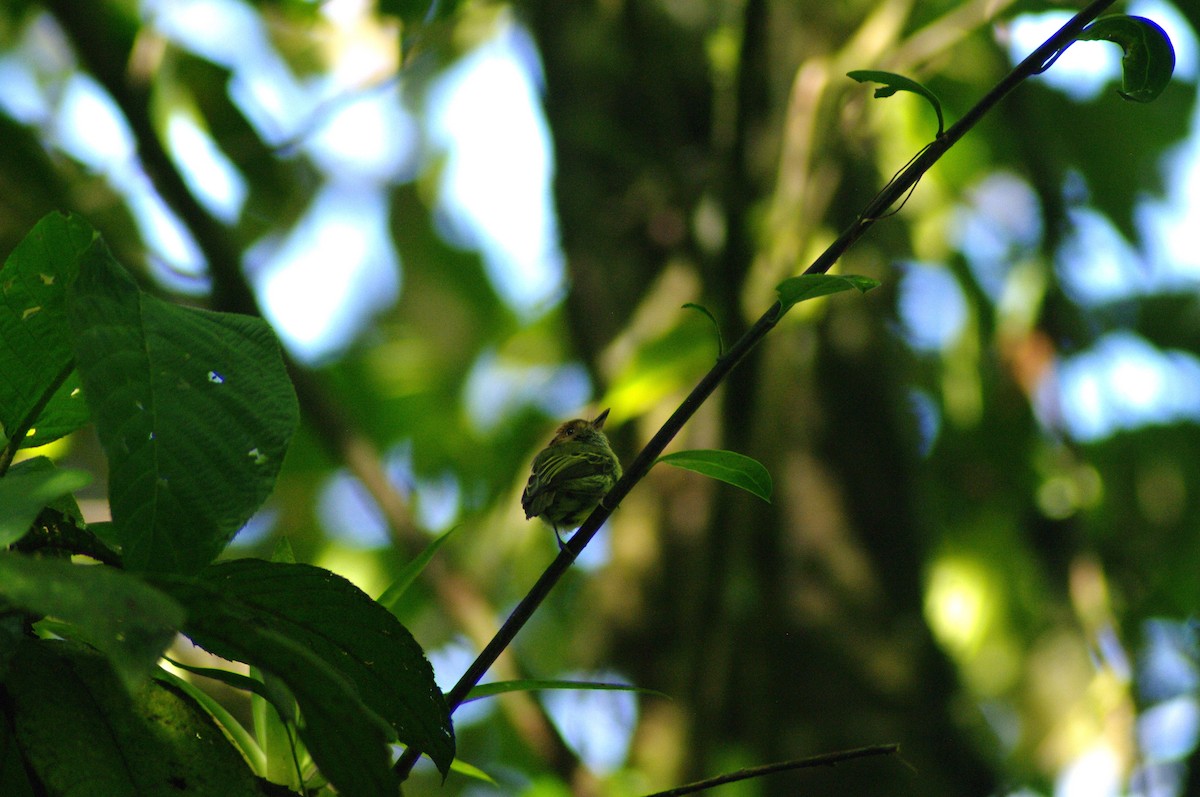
682, 302, 724, 358
657, 450, 772, 503
446, 757, 496, 784
1076, 15, 1175, 103
847, 70, 945, 136
775, 274, 881, 318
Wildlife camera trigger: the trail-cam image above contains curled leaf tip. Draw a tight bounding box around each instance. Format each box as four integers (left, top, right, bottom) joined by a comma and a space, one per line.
1076, 15, 1175, 103
847, 69, 945, 137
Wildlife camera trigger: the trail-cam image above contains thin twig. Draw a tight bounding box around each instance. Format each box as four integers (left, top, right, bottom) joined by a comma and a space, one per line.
639, 743, 902, 797
394, 0, 1118, 777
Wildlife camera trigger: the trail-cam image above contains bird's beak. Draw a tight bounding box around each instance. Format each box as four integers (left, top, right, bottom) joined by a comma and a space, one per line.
592, 408, 611, 429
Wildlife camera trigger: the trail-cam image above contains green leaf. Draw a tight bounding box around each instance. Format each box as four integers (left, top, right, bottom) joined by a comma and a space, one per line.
774, 273, 881, 318
162, 654, 306, 768
847, 70, 945, 136
446, 757, 497, 784
6, 639, 266, 796
152, 572, 398, 797
66, 236, 299, 575
0, 703, 36, 797
0, 212, 94, 451
657, 450, 773, 503
152, 666, 267, 776
377, 524, 461, 615
153, 559, 456, 782
165, 656, 280, 705
682, 302, 724, 358
1077, 15, 1175, 103
0, 552, 183, 690
0, 457, 91, 546
464, 679, 667, 704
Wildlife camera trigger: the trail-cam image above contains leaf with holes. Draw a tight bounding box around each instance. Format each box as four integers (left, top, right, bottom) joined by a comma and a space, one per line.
66, 237, 299, 575
0, 212, 93, 451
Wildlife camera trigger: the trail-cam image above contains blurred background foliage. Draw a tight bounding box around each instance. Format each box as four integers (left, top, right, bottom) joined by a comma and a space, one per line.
3, 0, 1200, 794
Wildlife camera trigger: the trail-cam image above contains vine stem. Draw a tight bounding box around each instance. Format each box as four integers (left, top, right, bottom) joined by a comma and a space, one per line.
395, 0, 1119, 778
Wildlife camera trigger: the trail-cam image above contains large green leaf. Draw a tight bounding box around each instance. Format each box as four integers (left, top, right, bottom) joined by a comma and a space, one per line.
657, 449, 773, 503
66, 237, 299, 575
152, 560, 456, 791
0, 552, 183, 690
0, 212, 93, 451
0, 457, 91, 546
154, 573, 399, 797
4, 639, 270, 797
195, 560, 454, 774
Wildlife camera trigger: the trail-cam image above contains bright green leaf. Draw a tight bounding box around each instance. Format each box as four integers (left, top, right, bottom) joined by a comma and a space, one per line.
0, 457, 91, 546
6, 639, 265, 796
66, 236, 299, 575
682, 302, 724, 358
446, 757, 497, 784
775, 273, 880, 318
0, 212, 94, 451
0, 552, 183, 691
1077, 15, 1175, 103
847, 70, 945, 136
464, 679, 668, 704
657, 449, 772, 503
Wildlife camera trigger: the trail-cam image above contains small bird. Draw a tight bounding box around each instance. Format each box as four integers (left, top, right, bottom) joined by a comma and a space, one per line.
522, 408, 622, 548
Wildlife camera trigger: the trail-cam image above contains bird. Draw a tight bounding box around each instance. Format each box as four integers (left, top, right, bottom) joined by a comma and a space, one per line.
521, 408, 622, 548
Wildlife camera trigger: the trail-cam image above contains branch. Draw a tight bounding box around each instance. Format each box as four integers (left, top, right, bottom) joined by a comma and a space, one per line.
395, 0, 1119, 777
640, 744, 901, 797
